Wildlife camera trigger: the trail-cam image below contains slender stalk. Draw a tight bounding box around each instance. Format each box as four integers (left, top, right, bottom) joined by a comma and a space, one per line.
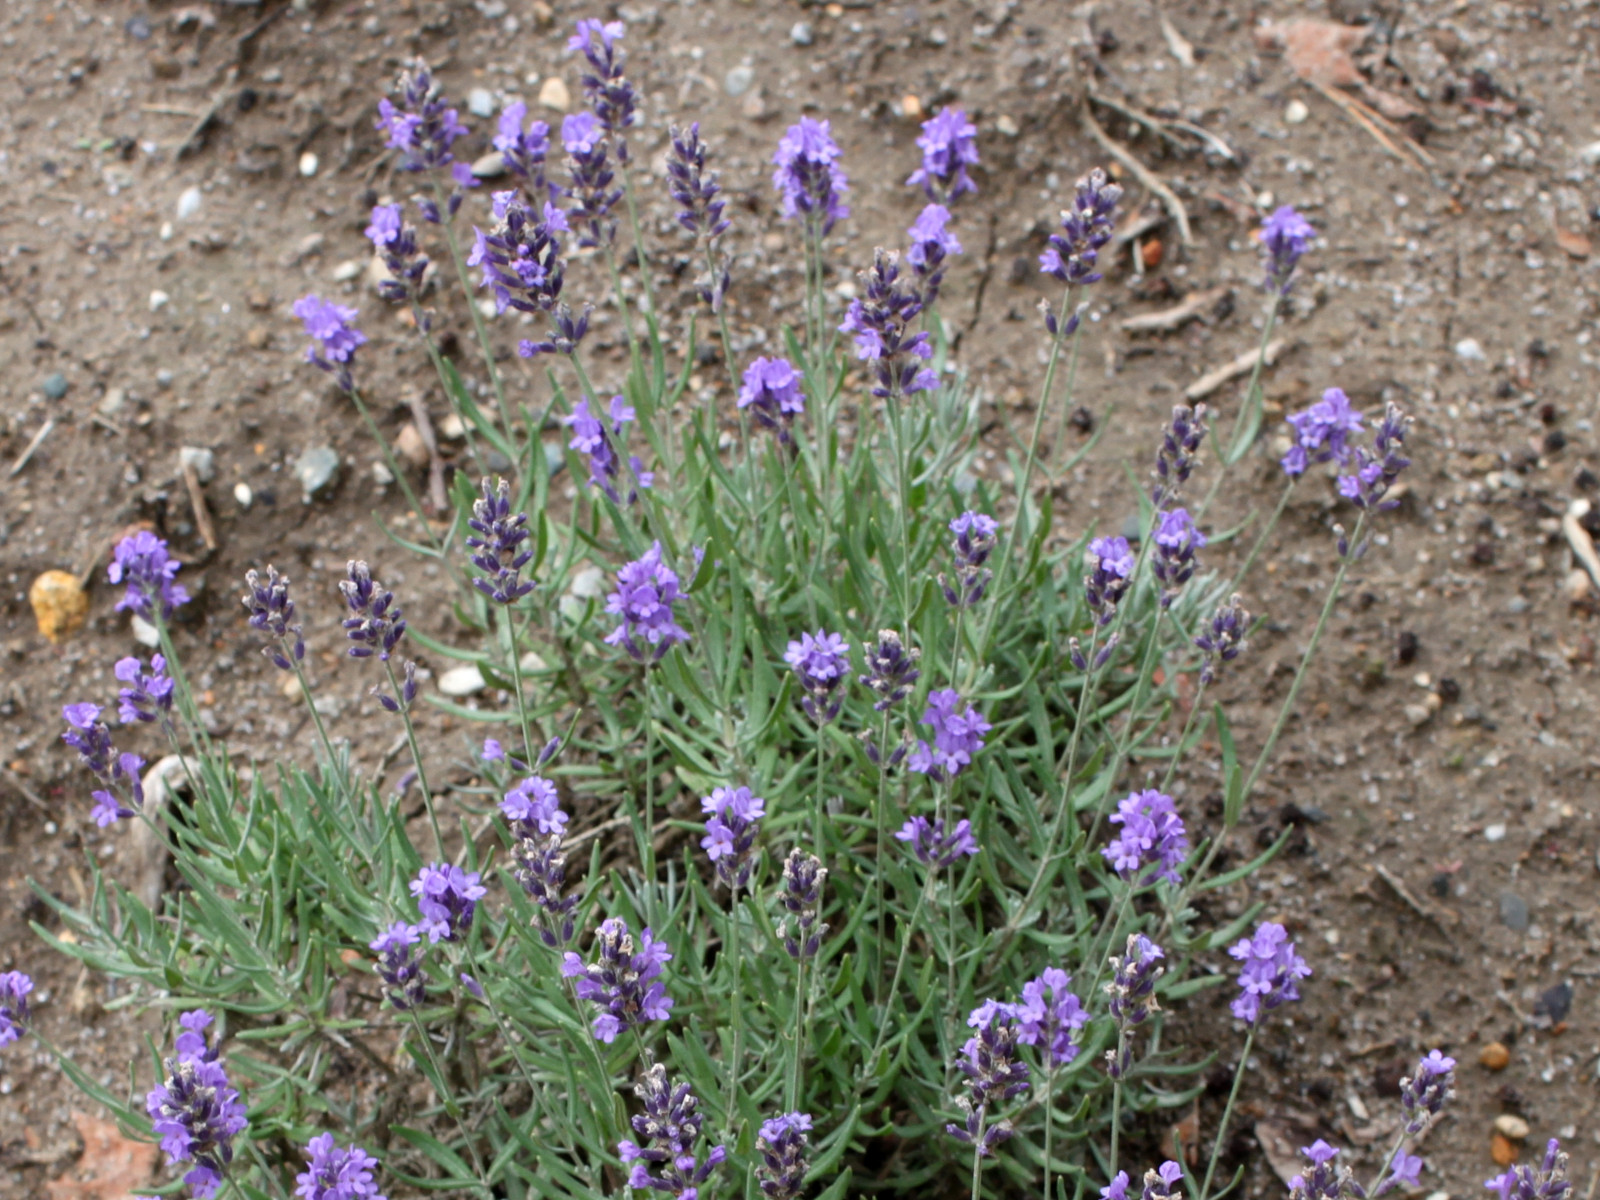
1042, 1063, 1059, 1200
1195, 296, 1282, 522
886, 391, 916, 638
1158, 679, 1211, 794
873, 709, 893, 974
969, 1110, 988, 1200
498, 605, 538, 768
811, 730, 829, 860
620, 165, 660, 330
348, 386, 444, 553
640, 671, 659, 925
384, 661, 444, 859
786, 955, 808, 1110
1109, 1033, 1127, 1175
1363, 1128, 1411, 1198
1198, 1026, 1255, 1200
461, 940, 557, 1140
1228, 477, 1295, 594
430, 179, 516, 451
1083, 602, 1172, 853
863, 873, 934, 1079
403, 1009, 494, 1197
722, 880, 745, 1139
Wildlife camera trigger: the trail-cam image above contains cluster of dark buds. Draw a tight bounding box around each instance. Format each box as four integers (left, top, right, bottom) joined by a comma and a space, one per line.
61, 703, 144, 827
1104, 934, 1165, 1077
365, 204, 430, 308
470, 192, 569, 321
1229, 920, 1311, 1025
907, 107, 979, 204
1084, 535, 1135, 626
839, 249, 938, 400
1151, 509, 1207, 606
494, 100, 554, 200
561, 917, 674, 1042
701, 786, 765, 890
410, 863, 486, 944
772, 117, 850, 235
146, 1011, 248, 1200
482, 735, 562, 776
115, 654, 174, 730
242, 566, 305, 672
756, 1112, 812, 1200
605, 541, 692, 663
376, 59, 469, 175
1283, 387, 1364, 477
785, 629, 851, 723
502, 775, 579, 946
947, 1000, 1029, 1157
1288, 1141, 1364, 1200
294, 294, 365, 392
295, 1133, 387, 1200
1194, 595, 1249, 686
1337, 402, 1411, 512
617, 1064, 726, 1198
895, 815, 979, 869
466, 477, 537, 604
778, 849, 828, 960
1039, 167, 1122, 288
566, 396, 653, 506
369, 922, 426, 1010
1068, 628, 1121, 673
1151, 403, 1207, 506
668, 123, 732, 311
941, 511, 997, 608
1399, 1049, 1456, 1134
339, 562, 406, 660
524, 301, 592, 359
568, 19, 637, 158
1485, 1138, 1572, 1200
563, 111, 621, 248
109, 531, 190, 622
738, 356, 806, 447
1141, 1162, 1187, 1200
905, 204, 961, 308
858, 630, 921, 711
0, 971, 33, 1046
1261, 205, 1316, 295
1014, 968, 1088, 1067
907, 688, 990, 780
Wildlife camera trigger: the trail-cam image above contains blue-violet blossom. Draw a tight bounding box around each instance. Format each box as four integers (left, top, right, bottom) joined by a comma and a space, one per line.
0, 972, 32, 1047
1261, 205, 1316, 295
242, 566, 305, 672
617, 1063, 726, 1198
785, 629, 850, 724
772, 117, 850, 234
146, 1010, 248, 1200
779, 849, 828, 960
109, 531, 190, 621
907, 688, 990, 781
561, 917, 674, 1042
907, 107, 979, 203
1228, 921, 1311, 1024
1014, 967, 1088, 1067
466, 476, 537, 604
738, 356, 806, 446
605, 541, 692, 663
115, 654, 174, 727
701, 786, 765, 890
409, 863, 486, 944
293, 295, 366, 391
756, 1112, 812, 1200
566, 395, 655, 506
295, 1134, 386, 1200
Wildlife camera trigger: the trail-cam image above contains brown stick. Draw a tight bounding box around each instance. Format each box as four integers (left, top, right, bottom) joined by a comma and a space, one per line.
182, 460, 219, 551
1081, 103, 1193, 245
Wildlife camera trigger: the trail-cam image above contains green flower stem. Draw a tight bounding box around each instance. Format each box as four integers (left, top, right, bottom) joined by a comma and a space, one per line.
498, 605, 539, 768
812, 728, 829, 862
602, 242, 645, 382
460, 940, 557, 1143
874, 709, 893, 972
383, 660, 444, 860
1198, 1026, 1255, 1200
1042, 1062, 1060, 1200
885, 391, 916, 637
1109, 1032, 1127, 1176
620, 165, 661, 336
1195, 295, 1283, 523
863, 871, 935, 1080
969, 1108, 988, 1200
404, 1008, 495, 1198
721, 880, 745, 1139
785, 953, 808, 1111
1158, 679, 1211, 795
430, 179, 516, 451
1363, 1128, 1411, 1198
640, 671, 660, 925
347, 385, 444, 554
1227, 476, 1296, 595
1083, 600, 1173, 853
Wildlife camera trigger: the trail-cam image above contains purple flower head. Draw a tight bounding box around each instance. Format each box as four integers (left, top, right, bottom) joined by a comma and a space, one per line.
242, 566, 305, 672
858, 630, 921, 712
1105, 790, 1190, 886
518, 299, 591, 359
293, 294, 366, 390
941, 511, 998, 609
1194, 594, 1250, 687
501, 775, 567, 839
1152, 403, 1208, 507
562, 110, 621, 248
146, 1010, 248, 1200
1103, 1174, 1132, 1200
1336, 403, 1411, 514
1228, 921, 1312, 1025
738, 356, 807, 446
947, 1000, 1027, 1157
376, 60, 468, 174
365, 205, 429, 307
368, 922, 426, 1010
295, 1133, 386, 1200
778, 849, 828, 960
493, 100, 554, 200
785, 629, 850, 724
895, 815, 979, 870
1261, 205, 1316, 295
700, 786, 765, 890
1015, 967, 1088, 1067
1151, 509, 1207, 605
561, 917, 674, 1042
756, 1112, 811, 1200
1289, 1141, 1361, 1200
339, 561, 407, 661
409, 863, 487, 944
1378, 1153, 1424, 1196
1399, 1049, 1456, 1134
1485, 1140, 1572, 1200
1085, 535, 1135, 626
839, 249, 938, 399
907, 688, 990, 782
472, 193, 570, 333
466, 476, 538, 604
565, 396, 653, 506
1283, 387, 1365, 477
605, 541, 691, 663
0, 972, 33, 1046
1040, 168, 1123, 287
62, 703, 143, 826
109, 531, 190, 622
907, 107, 979, 203
772, 117, 850, 234
616, 1063, 726, 1198
62, 702, 112, 774
1142, 1162, 1187, 1200
568, 19, 636, 156
115, 654, 175, 728
1105, 934, 1166, 1077
506, 784, 578, 949
667, 123, 732, 313
905, 204, 962, 307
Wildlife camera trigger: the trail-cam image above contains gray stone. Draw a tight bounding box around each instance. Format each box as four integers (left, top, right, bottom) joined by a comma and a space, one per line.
468, 87, 496, 118
790, 21, 813, 45
41, 372, 68, 400
1498, 891, 1529, 933
294, 446, 340, 500
724, 65, 755, 97
179, 446, 216, 482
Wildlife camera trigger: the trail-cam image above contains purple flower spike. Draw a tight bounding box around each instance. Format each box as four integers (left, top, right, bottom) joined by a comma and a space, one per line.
504, 778, 578, 947
1283, 387, 1365, 477
560, 916, 674, 1042
1399, 1049, 1456, 1134
772, 117, 850, 235
115, 655, 175, 728
895, 815, 979, 870
1152, 403, 1208, 507
605, 541, 692, 663
907, 688, 990, 781
1105, 790, 1190, 886
946, 1000, 1028, 1157
1337, 403, 1411, 514
293, 294, 366, 392
1289, 1141, 1359, 1200
1228, 921, 1312, 1025
501, 775, 567, 839
756, 1112, 812, 1200
1379, 1152, 1424, 1196
339, 562, 407, 661
941, 511, 998, 609
409, 863, 487, 944
839, 249, 938, 400
906, 204, 962, 307
295, 1133, 387, 1200
494, 100, 554, 201
616, 1064, 726, 1198
1141, 1162, 1187, 1200
62, 703, 143, 827
1104, 933, 1166, 1077
701, 786, 765, 890
1261, 205, 1316, 295
568, 19, 636, 156
466, 477, 537, 604
471, 193, 570, 324
1485, 1139, 1572, 1200
907, 107, 979, 203
242, 566, 305, 672
1151, 510, 1206, 606
1194, 595, 1250, 686
738, 357, 807, 446
376, 60, 468, 181
1015, 967, 1088, 1067
667, 122, 729, 242
785, 629, 850, 724
369, 922, 426, 1010
565, 396, 653, 506
146, 1010, 249, 1200
1040, 168, 1122, 289
1103, 1173, 1132, 1200
1084, 535, 1135, 626
0, 972, 33, 1046
109, 531, 190, 622
858, 630, 921, 712
563, 110, 621, 248
779, 849, 828, 960
366, 205, 429, 308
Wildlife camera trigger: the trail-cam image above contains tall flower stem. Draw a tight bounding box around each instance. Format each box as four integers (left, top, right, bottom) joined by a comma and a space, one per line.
430, 180, 517, 451
1228, 477, 1296, 593
348, 386, 444, 554
1083, 602, 1172, 853
969, 1110, 989, 1200
1109, 1031, 1128, 1175
1363, 1128, 1413, 1198
1195, 297, 1282, 522
639, 671, 660, 925
384, 661, 445, 859
461, 940, 559, 1147
620, 166, 660, 336
1158, 680, 1212, 794
403, 1009, 494, 1198
498, 606, 538, 768
873, 709, 893, 970
811, 729, 830, 858
863, 872, 934, 1080
785, 954, 808, 1110
1042, 1063, 1060, 1200
1198, 1026, 1256, 1200
885, 391, 916, 638
721, 881, 745, 1139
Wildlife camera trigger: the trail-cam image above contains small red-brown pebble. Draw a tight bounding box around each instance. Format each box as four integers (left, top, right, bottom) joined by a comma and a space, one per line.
1479, 1041, 1511, 1071
1490, 1133, 1518, 1167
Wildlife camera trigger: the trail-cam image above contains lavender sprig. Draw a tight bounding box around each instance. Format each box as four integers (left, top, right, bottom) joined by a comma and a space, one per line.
1228, 920, 1311, 1024
756, 1112, 812, 1200
1040, 168, 1122, 288
1014, 968, 1088, 1067
907, 107, 979, 204
1485, 1139, 1572, 1200
1105, 790, 1190, 885
369, 922, 427, 1011
907, 688, 989, 781
1084, 535, 1135, 626
839, 249, 938, 400
605, 542, 691, 663
778, 849, 827, 960
1262, 205, 1316, 295
115, 654, 174, 728
668, 122, 732, 312
242, 566, 305, 672
1337, 403, 1412, 512
465, 477, 537, 604
502, 776, 578, 946
1282, 387, 1364, 478
564, 396, 653, 506
146, 1011, 248, 1200
1104, 934, 1165, 1077
109, 531, 190, 622
563, 111, 621, 248
617, 1064, 726, 1197
1194, 595, 1250, 686
1399, 1049, 1456, 1135
61, 703, 143, 827
1151, 403, 1207, 507
906, 204, 961, 308
701, 786, 765, 890
338, 562, 406, 661
785, 629, 850, 724
1289, 1141, 1363, 1200
946, 1000, 1028, 1157
375, 59, 469, 176
294, 295, 366, 392
365, 204, 430, 308
941, 511, 997, 609
895, 815, 979, 869
772, 117, 850, 235
561, 917, 674, 1042
1151, 509, 1207, 606
493, 100, 554, 201
568, 19, 637, 158
858, 630, 921, 711
0, 972, 33, 1046
409, 863, 486, 944
295, 1134, 387, 1200
738, 357, 806, 446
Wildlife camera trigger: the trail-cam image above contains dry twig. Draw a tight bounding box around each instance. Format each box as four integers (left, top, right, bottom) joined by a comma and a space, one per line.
1184, 339, 1287, 400
1120, 285, 1231, 334
1081, 103, 1193, 246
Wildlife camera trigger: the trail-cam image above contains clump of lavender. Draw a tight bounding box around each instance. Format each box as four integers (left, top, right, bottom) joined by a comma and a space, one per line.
1282, 387, 1364, 477
617, 1064, 726, 1197
895, 815, 979, 869
364, 204, 429, 307
1338, 403, 1412, 512
471, 191, 569, 329
1288, 1141, 1358, 1200
772, 117, 850, 235
701, 786, 765, 889
146, 1010, 248, 1200
947, 1000, 1029, 1157
339, 562, 406, 661
1151, 403, 1207, 507
1105, 790, 1190, 886
1014, 968, 1088, 1067
569, 19, 636, 156
563, 111, 621, 248
738, 357, 806, 446
1229, 920, 1311, 1024
61, 703, 144, 827
1399, 1049, 1455, 1134
565, 396, 654, 506
941, 511, 997, 609
504, 777, 578, 947
839, 249, 938, 399
785, 629, 850, 723
109, 531, 190, 622
369, 922, 426, 1010
242, 566, 305, 672
778, 849, 827, 960
1151, 509, 1206, 606
375, 59, 469, 177
295, 1134, 386, 1200
605, 541, 692, 663
0, 972, 32, 1046
494, 101, 553, 200
1194, 595, 1249, 686
858, 630, 921, 711
906, 204, 961, 307
668, 122, 732, 312
1261, 205, 1316, 295
756, 1112, 812, 1200
1104, 934, 1165, 1077
466, 477, 537, 604
115, 655, 174, 728
561, 917, 674, 1042
294, 295, 366, 392
1040, 168, 1122, 289
1084, 535, 1135, 626
907, 107, 979, 204
907, 688, 990, 781
1485, 1139, 1572, 1200
409, 864, 486, 944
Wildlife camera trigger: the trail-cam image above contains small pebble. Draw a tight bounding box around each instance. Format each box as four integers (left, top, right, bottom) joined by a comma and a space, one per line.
1483, 823, 1507, 842
1455, 337, 1486, 361
1498, 891, 1529, 933
1490, 1134, 1518, 1168
179, 446, 216, 483
149, 290, 171, 312
901, 93, 923, 120
467, 87, 496, 118
472, 151, 507, 178
1478, 1042, 1510, 1071
41, 372, 68, 400
569, 566, 607, 599
332, 259, 363, 283
29, 571, 89, 644
234, 482, 253, 509
438, 665, 487, 697
790, 21, 813, 45
1285, 99, 1310, 124
1493, 1115, 1530, 1140
372, 461, 395, 486
996, 114, 1019, 137
293, 446, 340, 500
538, 76, 570, 111
131, 614, 161, 649
724, 65, 755, 97
298, 151, 318, 177
176, 185, 202, 220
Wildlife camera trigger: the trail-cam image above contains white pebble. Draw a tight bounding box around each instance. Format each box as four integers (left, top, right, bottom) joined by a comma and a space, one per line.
1484, 822, 1507, 842
468, 87, 496, 118
332, 259, 364, 283
438, 665, 487, 697
234, 482, 253, 508
176, 185, 202, 220
1455, 337, 1485, 361
148, 290, 170, 312
131, 614, 161, 648
298, 151, 318, 177
1284, 99, 1309, 125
